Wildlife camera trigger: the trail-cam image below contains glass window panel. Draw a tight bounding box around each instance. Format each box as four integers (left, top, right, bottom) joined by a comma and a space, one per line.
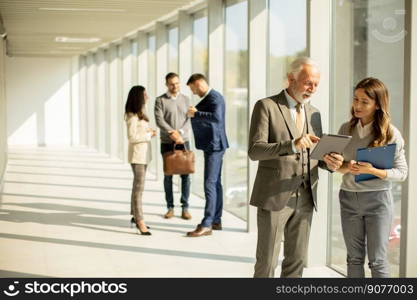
330, 0, 405, 277
192, 10, 208, 76
131, 39, 139, 84
147, 34, 157, 175
191, 10, 208, 199
268, 0, 307, 95
168, 26, 179, 73
147, 35, 156, 98
224, 0, 248, 221
132, 40, 138, 57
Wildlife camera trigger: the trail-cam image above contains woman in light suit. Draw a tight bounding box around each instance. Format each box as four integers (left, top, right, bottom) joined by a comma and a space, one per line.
336, 78, 408, 277
125, 85, 156, 235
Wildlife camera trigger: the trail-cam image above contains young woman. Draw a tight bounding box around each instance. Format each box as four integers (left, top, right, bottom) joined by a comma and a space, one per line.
125, 85, 156, 236
336, 77, 408, 277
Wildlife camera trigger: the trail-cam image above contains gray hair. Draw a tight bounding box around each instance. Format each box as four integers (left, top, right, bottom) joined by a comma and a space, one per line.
288, 57, 319, 79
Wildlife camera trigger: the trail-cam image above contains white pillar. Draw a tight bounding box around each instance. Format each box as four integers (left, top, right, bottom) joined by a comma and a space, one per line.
155, 22, 169, 180
156, 22, 168, 96
116, 44, 124, 160
96, 49, 107, 153
131, 37, 139, 85
137, 32, 148, 87
108, 44, 121, 158
121, 38, 134, 162
70, 56, 80, 146
104, 48, 111, 156
79, 55, 87, 147
0, 38, 7, 184
86, 53, 97, 150
178, 10, 193, 96
208, 0, 224, 93
137, 32, 159, 178
401, 0, 417, 277
248, 0, 268, 232
307, 0, 332, 268
176, 11, 193, 190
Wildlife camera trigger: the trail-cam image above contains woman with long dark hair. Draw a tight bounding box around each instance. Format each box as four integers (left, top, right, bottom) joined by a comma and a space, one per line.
125, 85, 156, 235
336, 77, 408, 277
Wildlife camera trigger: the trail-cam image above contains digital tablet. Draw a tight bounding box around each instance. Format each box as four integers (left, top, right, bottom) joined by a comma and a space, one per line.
310, 134, 352, 160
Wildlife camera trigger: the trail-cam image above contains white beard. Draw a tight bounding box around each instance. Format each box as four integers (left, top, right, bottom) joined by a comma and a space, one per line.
294, 95, 309, 105
298, 93, 313, 104
297, 98, 307, 105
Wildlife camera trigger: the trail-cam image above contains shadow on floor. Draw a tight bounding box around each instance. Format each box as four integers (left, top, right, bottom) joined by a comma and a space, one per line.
7, 163, 132, 172
0, 197, 242, 232
6, 171, 133, 180
8, 156, 123, 165
1, 192, 205, 209
0, 232, 255, 264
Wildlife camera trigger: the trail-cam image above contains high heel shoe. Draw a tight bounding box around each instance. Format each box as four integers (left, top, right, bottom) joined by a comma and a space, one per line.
136, 223, 151, 236
131, 217, 150, 229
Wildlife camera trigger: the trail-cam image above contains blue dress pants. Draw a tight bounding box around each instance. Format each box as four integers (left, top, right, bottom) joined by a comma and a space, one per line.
201, 150, 225, 227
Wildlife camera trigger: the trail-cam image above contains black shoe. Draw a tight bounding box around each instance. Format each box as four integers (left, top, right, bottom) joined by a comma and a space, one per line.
131, 217, 149, 229
139, 230, 152, 236
136, 223, 152, 236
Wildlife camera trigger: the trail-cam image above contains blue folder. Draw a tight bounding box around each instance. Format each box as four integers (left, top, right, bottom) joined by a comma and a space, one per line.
355, 143, 396, 182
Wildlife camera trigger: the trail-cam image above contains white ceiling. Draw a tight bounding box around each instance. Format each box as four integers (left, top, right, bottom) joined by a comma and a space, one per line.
0, 0, 196, 57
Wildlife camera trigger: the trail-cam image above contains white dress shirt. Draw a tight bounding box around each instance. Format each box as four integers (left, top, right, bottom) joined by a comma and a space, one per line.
284, 89, 306, 126
356, 120, 373, 139
200, 88, 212, 101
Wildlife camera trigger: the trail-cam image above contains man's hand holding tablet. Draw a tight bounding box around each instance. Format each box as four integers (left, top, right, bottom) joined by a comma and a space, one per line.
294, 134, 320, 151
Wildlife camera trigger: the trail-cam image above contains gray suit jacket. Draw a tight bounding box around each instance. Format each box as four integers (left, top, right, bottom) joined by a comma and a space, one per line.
248, 90, 328, 211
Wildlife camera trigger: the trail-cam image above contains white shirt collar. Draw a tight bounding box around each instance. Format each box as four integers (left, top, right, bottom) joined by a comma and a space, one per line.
167, 91, 179, 100
200, 88, 212, 101
356, 120, 373, 138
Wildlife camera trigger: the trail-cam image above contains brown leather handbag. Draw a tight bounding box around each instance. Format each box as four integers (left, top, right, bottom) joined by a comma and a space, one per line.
163, 144, 195, 175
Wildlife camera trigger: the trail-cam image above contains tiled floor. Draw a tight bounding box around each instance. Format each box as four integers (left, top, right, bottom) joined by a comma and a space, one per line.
0, 146, 342, 278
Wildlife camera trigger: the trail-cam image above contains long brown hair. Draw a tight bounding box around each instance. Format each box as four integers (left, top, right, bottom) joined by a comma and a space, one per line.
349, 77, 393, 147
124, 85, 149, 121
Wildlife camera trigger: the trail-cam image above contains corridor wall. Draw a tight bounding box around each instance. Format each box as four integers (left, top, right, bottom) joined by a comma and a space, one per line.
0, 37, 7, 186
5, 56, 72, 146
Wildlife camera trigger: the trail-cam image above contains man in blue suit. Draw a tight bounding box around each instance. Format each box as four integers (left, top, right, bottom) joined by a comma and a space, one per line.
186, 74, 229, 237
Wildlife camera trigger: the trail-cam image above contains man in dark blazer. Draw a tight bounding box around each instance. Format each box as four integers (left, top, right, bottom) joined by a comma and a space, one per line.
186, 73, 229, 237
248, 57, 343, 277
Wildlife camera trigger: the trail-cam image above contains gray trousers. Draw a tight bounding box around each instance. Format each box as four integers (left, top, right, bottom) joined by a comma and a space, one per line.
254, 186, 314, 278
130, 164, 147, 221
339, 189, 393, 278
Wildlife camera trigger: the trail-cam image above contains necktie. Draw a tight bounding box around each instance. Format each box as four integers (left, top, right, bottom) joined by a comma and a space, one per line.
295, 103, 304, 136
